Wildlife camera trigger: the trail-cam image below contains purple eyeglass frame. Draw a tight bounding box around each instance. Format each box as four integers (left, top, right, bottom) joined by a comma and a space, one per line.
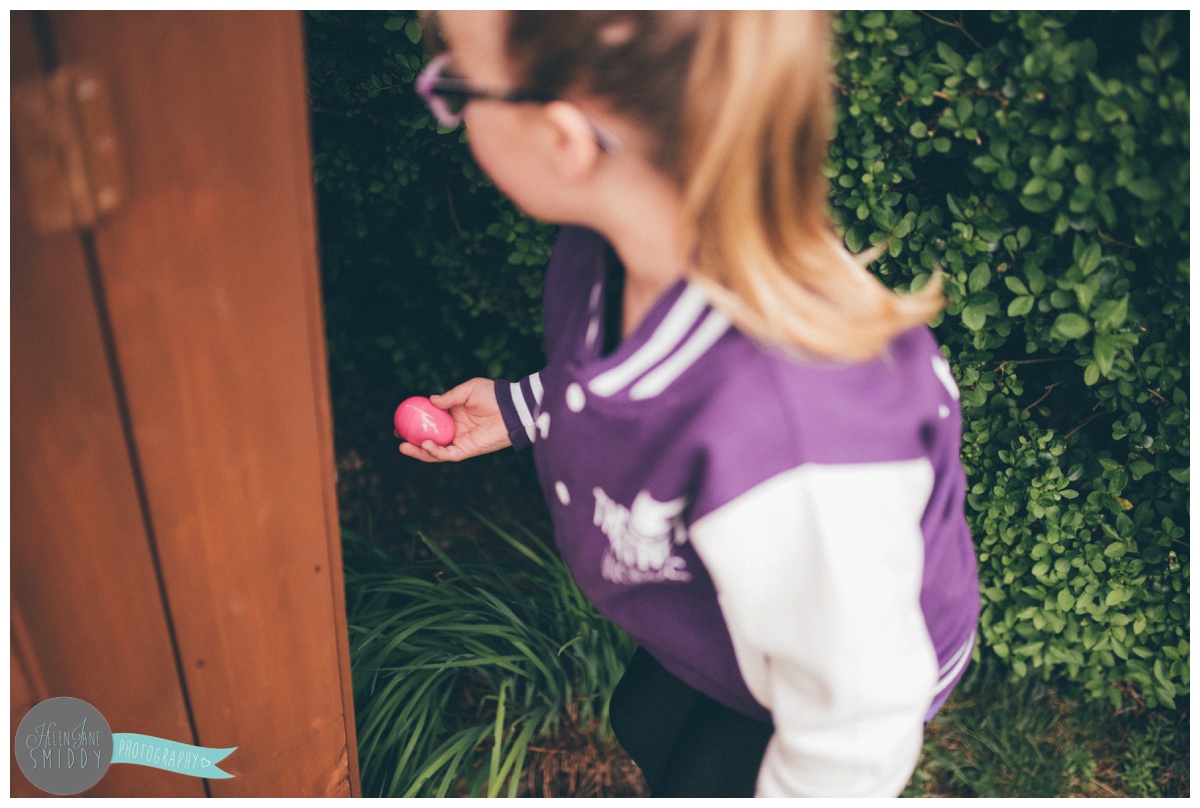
415, 52, 622, 154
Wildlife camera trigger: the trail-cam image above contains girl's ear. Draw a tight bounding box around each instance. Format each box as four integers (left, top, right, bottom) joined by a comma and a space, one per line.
542, 101, 603, 182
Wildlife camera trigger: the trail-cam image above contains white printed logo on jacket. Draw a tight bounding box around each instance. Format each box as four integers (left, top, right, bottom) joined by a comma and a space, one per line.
593, 488, 691, 584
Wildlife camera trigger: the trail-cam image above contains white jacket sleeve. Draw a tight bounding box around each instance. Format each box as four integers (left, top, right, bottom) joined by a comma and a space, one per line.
688, 459, 939, 797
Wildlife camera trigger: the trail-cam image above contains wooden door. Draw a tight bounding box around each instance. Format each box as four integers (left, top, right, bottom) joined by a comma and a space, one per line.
10, 11, 359, 797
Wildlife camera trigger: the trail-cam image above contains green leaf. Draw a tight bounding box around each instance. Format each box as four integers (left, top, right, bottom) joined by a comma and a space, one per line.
1057, 589, 1076, 611
1008, 296, 1035, 317
1093, 335, 1116, 375
1093, 296, 1129, 330
1126, 178, 1164, 201
962, 305, 987, 331
384, 14, 407, 31
1050, 290, 1074, 309
861, 10, 888, 28
1154, 658, 1174, 689
1104, 541, 1127, 559
1078, 242, 1102, 275
1075, 276, 1100, 311
1046, 144, 1066, 173
955, 96, 974, 123
937, 41, 965, 72
1004, 276, 1030, 296
405, 18, 423, 45
1025, 264, 1046, 294
1020, 195, 1055, 213
1096, 98, 1124, 122
968, 263, 991, 292
1087, 70, 1111, 96
1052, 313, 1092, 340
1129, 460, 1155, 480
1016, 640, 1045, 657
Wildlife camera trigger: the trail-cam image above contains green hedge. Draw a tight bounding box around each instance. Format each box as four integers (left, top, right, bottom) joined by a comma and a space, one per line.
307, 11, 1188, 709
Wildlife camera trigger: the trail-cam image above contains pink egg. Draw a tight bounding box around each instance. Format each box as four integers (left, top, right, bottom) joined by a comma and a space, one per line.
394, 396, 456, 447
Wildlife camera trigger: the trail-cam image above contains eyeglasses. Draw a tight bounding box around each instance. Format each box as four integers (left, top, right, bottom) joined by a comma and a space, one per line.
415, 52, 622, 154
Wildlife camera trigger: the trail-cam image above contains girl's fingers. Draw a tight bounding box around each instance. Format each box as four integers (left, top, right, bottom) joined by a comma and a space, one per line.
398, 439, 464, 463
398, 441, 426, 460
432, 377, 491, 410
430, 383, 470, 409
425, 440, 470, 462
398, 441, 440, 462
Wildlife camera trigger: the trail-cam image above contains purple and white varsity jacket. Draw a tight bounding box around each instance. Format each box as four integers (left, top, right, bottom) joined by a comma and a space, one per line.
495, 226, 981, 797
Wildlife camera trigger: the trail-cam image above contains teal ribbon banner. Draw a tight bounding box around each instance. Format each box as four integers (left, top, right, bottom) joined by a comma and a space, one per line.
111, 733, 236, 779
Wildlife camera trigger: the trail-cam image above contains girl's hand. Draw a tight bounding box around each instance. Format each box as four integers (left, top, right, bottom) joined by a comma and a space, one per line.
397, 378, 511, 462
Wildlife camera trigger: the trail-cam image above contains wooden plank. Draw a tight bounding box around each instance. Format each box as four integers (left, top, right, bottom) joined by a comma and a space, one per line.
45, 11, 358, 796
11, 603, 48, 798
10, 10, 204, 797
285, 17, 366, 797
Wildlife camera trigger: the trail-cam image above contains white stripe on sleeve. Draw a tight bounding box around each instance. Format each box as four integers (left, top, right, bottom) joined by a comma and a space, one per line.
509, 381, 537, 445
938, 628, 974, 677
935, 630, 976, 692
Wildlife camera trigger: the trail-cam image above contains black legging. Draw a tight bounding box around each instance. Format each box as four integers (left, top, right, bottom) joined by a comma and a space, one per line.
609, 648, 774, 797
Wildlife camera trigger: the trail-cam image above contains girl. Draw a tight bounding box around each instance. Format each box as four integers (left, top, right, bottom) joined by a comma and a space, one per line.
400, 11, 980, 797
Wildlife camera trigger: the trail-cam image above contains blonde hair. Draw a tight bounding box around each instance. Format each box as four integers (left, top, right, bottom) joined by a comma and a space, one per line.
507, 11, 944, 362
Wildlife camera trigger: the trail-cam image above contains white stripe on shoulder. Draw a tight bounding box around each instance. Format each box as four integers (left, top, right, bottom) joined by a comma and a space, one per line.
588, 284, 709, 397
529, 372, 544, 405
630, 309, 731, 400
509, 381, 537, 444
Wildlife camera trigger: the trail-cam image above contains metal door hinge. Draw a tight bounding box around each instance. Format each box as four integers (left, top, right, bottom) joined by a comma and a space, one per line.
13, 66, 123, 234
